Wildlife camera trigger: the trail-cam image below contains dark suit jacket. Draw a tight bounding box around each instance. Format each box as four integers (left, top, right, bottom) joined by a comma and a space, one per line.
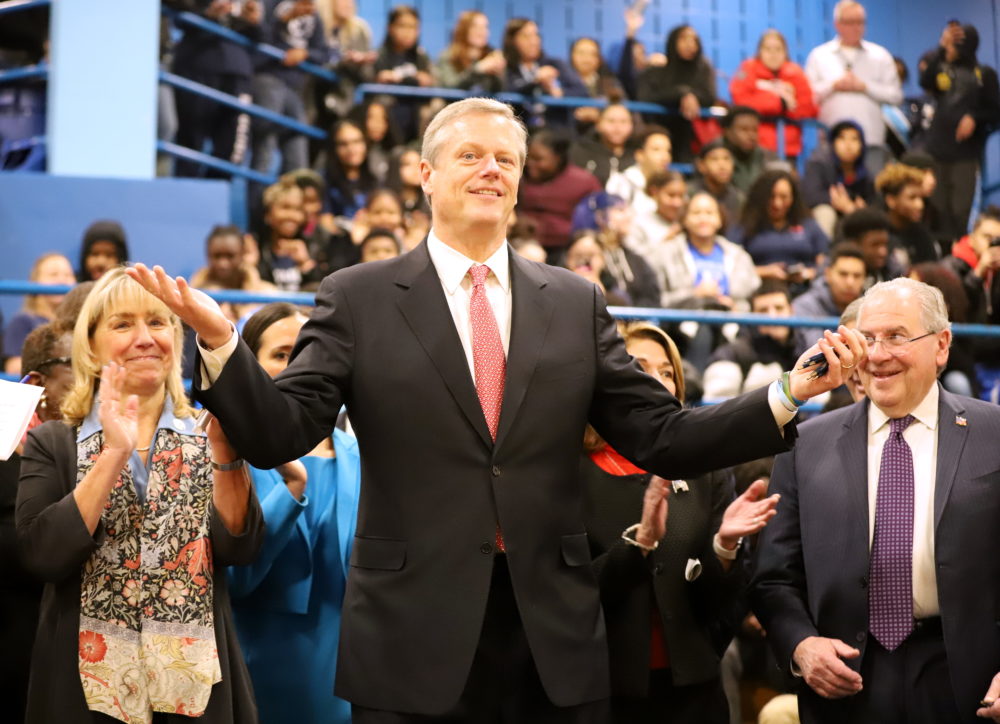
196, 242, 795, 715
750, 386, 1000, 724
582, 458, 742, 697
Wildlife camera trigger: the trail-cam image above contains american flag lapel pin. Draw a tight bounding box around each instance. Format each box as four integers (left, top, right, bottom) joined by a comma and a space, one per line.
955, 415, 967, 427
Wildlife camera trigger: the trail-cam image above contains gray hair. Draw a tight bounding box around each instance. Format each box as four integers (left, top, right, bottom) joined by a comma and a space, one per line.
833, 0, 864, 24
421, 97, 528, 169
839, 296, 864, 327
857, 277, 952, 335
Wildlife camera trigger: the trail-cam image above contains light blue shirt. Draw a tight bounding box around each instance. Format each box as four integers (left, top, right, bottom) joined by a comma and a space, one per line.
78, 395, 205, 503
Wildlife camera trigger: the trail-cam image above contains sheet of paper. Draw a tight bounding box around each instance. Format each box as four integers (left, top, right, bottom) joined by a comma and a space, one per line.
0, 379, 43, 460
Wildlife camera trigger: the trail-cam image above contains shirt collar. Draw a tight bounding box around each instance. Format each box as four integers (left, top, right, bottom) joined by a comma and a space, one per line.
426, 229, 511, 295
834, 38, 870, 53
869, 382, 939, 435
78, 394, 204, 442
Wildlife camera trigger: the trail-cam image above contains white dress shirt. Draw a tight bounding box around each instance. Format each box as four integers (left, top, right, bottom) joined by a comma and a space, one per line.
198, 232, 796, 429
425, 230, 511, 380
804, 38, 903, 147
867, 384, 940, 618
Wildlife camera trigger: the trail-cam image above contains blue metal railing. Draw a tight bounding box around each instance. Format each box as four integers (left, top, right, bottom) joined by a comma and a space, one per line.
159, 70, 325, 140
3, 281, 999, 340
156, 140, 277, 185
0, 63, 47, 85
162, 7, 338, 85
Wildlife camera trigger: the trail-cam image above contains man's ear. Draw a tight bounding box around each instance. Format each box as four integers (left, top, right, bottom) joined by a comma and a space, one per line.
419, 158, 434, 199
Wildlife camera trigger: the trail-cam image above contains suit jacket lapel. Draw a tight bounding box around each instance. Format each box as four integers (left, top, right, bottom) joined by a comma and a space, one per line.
840, 400, 871, 548
395, 243, 494, 448
494, 252, 553, 453
933, 386, 968, 531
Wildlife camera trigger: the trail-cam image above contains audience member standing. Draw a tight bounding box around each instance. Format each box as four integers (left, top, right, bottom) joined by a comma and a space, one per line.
251, 0, 327, 177
129, 97, 860, 722
918, 21, 1000, 242
730, 29, 817, 163
230, 303, 360, 724
76, 220, 130, 283
167, 0, 262, 177
752, 278, 1000, 724
805, 0, 902, 176
372, 5, 434, 140
0, 322, 72, 724
582, 322, 779, 724
638, 24, 717, 163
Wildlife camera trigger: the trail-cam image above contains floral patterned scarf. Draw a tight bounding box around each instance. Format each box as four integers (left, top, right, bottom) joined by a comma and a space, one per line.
76, 425, 220, 723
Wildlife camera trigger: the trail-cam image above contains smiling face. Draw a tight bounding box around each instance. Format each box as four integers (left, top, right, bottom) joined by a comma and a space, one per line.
857, 289, 950, 418
265, 187, 306, 239
683, 193, 723, 242
420, 111, 522, 238
91, 298, 176, 396
886, 184, 925, 225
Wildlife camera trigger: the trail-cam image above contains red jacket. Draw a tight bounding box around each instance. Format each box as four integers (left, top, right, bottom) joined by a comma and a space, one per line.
729, 57, 817, 158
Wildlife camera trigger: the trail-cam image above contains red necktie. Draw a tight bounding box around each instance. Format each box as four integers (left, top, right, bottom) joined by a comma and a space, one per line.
468, 264, 506, 551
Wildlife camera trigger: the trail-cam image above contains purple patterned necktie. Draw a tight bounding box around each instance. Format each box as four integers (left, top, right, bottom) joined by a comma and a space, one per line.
868, 414, 916, 651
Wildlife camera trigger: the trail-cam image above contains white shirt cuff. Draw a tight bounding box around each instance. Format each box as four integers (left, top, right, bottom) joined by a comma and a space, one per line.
768, 380, 798, 431
197, 323, 239, 390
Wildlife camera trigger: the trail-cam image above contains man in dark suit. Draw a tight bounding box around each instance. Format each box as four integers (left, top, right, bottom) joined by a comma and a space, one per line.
129, 98, 861, 722
751, 277, 1000, 724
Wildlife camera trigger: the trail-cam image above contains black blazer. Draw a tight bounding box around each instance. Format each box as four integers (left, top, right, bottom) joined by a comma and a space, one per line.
582, 457, 741, 697
196, 242, 795, 715
751, 387, 1000, 724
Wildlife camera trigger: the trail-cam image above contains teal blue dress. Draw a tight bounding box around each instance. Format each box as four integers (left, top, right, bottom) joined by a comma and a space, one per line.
229, 428, 360, 724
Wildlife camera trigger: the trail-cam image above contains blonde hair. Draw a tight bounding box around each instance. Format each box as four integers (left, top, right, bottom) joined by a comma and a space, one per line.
61, 267, 194, 426
23, 252, 72, 316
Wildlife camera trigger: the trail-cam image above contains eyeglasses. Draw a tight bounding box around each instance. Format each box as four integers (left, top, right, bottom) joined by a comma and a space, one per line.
861, 331, 936, 351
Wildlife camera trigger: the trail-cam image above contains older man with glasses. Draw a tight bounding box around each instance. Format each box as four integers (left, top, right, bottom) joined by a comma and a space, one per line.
752, 277, 1000, 724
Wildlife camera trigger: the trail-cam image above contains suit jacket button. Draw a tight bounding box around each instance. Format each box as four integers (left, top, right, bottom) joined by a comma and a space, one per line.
491, 465, 501, 477
480, 542, 493, 555
856, 632, 866, 643
653, 564, 664, 575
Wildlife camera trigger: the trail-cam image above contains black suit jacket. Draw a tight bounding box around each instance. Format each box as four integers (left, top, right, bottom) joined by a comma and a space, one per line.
582, 458, 742, 697
750, 387, 1000, 724
196, 242, 795, 715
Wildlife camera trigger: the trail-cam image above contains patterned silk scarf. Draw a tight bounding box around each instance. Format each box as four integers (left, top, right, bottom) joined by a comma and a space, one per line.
76, 425, 220, 723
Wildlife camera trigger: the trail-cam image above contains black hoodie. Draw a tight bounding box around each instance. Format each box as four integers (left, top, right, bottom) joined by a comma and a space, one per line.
919, 25, 1000, 161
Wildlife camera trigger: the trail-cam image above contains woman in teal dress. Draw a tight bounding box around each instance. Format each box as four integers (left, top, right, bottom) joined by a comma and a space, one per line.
228, 302, 360, 724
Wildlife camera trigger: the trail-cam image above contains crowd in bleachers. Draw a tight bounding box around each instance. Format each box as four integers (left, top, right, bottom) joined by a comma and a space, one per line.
3, 1, 1000, 723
